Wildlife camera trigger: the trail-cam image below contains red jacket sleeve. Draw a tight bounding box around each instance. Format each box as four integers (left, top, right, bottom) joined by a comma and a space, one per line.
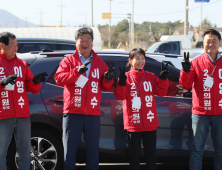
25, 66, 41, 94
114, 79, 127, 100
179, 65, 196, 90
101, 75, 114, 91
55, 57, 81, 86
154, 77, 169, 96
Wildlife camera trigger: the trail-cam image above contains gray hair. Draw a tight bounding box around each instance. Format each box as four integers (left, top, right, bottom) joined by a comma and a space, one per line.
75, 27, 94, 42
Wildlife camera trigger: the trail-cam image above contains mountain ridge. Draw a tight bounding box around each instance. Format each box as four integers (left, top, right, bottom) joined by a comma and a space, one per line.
0, 9, 37, 28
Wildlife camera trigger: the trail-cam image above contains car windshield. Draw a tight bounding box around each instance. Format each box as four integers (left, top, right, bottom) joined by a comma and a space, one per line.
190, 52, 203, 58
146, 42, 162, 53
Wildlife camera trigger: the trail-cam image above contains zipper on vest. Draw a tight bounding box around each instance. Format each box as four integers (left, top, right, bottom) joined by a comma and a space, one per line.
85, 82, 88, 113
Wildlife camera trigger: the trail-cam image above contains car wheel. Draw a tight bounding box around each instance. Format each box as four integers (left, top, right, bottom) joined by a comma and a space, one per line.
7, 129, 63, 170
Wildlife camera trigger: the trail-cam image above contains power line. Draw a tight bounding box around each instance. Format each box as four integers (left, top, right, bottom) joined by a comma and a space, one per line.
133, 0, 222, 17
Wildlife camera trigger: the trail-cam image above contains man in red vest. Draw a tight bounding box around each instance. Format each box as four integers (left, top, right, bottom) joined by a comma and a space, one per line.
55, 27, 114, 170
180, 29, 222, 170
0, 32, 48, 170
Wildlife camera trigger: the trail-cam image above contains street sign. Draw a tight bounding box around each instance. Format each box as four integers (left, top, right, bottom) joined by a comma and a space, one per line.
195, 0, 210, 2
149, 36, 156, 42
102, 13, 112, 19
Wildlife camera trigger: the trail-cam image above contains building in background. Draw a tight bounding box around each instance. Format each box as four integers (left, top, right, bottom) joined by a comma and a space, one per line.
0, 27, 102, 51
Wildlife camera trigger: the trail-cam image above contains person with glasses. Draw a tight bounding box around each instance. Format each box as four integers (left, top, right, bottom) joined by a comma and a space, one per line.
55, 27, 115, 170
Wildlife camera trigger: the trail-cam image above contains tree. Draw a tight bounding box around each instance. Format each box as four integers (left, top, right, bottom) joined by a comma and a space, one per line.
198, 18, 213, 30
97, 19, 186, 50
113, 19, 129, 37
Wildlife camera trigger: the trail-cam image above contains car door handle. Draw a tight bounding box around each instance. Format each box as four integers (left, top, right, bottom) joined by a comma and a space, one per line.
50, 98, 63, 102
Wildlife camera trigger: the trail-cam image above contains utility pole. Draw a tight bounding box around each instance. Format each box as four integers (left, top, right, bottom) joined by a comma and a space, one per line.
40, 9, 42, 26
59, 3, 65, 27
25, 15, 28, 27
131, 0, 134, 49
184, 0, 188, 35
200, 3, 202, 31
108, 0, 112, 49
14, 21, 18, 28
24, 15, 29, 27
39, 9, 45, 27
150, 23, 151, 33
127, 13, 131, 50
85, 13, 87, 26
91, 0, 93, 27
149, 23, 153, 35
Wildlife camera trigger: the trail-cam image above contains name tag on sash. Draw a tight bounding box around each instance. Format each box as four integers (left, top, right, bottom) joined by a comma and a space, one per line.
204, 76, 213, 89
132, 96, 141, 109
5, 84, 14, 91
75, 75, 88, 88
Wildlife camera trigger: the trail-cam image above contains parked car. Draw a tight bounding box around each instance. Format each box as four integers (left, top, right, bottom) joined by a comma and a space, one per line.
146, 35, 204, 56
6, 51, 214, 170
16, 38, 76, 54
145, 52, 183, 70
190, 50, 222, 60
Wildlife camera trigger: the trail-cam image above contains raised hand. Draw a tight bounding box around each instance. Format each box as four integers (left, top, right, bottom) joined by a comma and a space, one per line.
159, 62, 169, 80
181, 52, 191, 72
1, 74, 17, 87
118, 67, 127, 86
104, 66, 115, 81
78, 61, 91, 74
33, 72, 48, 84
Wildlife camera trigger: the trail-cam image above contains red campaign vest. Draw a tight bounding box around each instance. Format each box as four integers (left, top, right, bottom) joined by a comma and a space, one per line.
180, 52, 222, 115
0, 54, 41, 120
114, 67, 169, 132
55, 50, 114, 115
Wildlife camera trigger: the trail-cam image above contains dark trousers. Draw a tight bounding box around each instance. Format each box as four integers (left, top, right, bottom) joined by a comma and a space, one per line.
63, 114, 100, 170
128, 130, 157, 170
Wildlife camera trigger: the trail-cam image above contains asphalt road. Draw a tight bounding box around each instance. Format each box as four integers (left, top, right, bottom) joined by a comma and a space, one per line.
76, 163, 214, 170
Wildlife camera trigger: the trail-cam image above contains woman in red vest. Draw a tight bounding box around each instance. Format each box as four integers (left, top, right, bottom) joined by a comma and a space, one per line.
114, 48, 169, 170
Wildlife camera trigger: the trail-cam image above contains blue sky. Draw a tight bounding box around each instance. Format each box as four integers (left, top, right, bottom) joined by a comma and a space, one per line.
1, 0, 222, 27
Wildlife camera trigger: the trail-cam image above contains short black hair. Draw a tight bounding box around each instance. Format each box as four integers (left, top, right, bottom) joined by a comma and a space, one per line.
126, 48, 145, 68
0, 32, 16, 46
202, 29, 221, 41
75, 27, 94, 41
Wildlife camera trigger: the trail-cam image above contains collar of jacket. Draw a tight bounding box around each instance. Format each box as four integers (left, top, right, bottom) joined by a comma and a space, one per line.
203, 51, 221, 63
130, 67, 144, 78
0, 53, 17, 62
73, 49, 99, 68
202, 52, 222, 66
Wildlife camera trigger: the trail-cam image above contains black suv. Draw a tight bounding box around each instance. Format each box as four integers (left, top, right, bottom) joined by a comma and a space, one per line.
6, 51, 214, 170
16, 38, 76, 54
